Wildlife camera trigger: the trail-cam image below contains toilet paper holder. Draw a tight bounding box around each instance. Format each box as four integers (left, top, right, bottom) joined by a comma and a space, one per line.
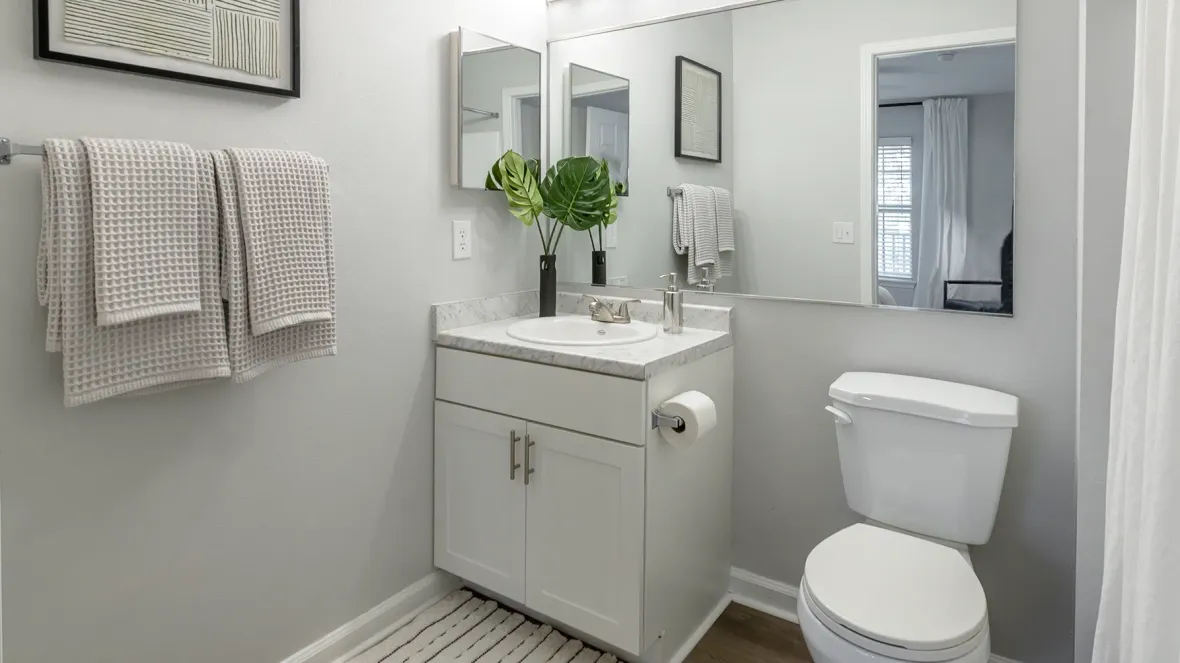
651, 410, 687, 433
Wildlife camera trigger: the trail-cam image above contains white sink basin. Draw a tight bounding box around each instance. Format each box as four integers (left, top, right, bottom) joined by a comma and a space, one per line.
506, 316, 660, 347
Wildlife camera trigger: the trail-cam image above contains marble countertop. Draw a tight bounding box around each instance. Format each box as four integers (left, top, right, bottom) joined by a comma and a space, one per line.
435, 314, 732, 381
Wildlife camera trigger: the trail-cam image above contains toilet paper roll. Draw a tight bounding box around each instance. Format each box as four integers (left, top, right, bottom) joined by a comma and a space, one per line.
658, 391, 718, 448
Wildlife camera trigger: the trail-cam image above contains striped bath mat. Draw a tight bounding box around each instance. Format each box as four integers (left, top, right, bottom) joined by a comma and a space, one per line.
350, 590, 618, 663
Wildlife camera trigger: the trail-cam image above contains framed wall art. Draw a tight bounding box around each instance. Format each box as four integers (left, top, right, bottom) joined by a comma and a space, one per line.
674, 56, 722, 163
34, 0, 301, 97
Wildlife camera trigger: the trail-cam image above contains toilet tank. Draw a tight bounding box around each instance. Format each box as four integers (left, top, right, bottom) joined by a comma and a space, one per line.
828, 372, 1018, 545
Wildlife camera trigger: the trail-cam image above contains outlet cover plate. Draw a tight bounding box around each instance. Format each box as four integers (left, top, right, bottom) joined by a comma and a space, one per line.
453, 220, 472, 260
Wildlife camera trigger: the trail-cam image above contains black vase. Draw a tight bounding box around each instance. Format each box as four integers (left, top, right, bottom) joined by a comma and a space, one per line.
591, 250, 607, 287
539, 255, 557, 317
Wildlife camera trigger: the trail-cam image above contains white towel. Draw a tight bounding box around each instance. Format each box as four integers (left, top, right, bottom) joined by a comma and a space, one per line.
39, 147, 63, 352
213, 151, 337, 383
81, 138, 202, 326
227, 148, 334, 335
709, 185, 735, 278
672, 184, 719, 285
41, 139, 229, 406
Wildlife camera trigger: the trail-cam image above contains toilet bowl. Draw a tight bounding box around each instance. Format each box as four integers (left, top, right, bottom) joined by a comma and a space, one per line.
799, 374, 1018, 663
797, 524, 990, 663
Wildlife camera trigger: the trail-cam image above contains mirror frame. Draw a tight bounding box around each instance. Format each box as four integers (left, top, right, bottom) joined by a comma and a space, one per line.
565, 62, 632, 195
861, 27, 1018, 313
450, 27, 543, 190
545, 2, 1019, 318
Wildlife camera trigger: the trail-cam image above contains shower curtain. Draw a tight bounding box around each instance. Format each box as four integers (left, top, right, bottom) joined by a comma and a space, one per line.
1093, 0, 1180, 660
913, 98, 969, 309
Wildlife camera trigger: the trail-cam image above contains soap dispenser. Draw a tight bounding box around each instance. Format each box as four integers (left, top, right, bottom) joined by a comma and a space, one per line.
660, 273, 683, 334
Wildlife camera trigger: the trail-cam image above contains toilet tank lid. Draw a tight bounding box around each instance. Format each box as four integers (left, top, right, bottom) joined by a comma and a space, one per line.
830, 372, 1018, 428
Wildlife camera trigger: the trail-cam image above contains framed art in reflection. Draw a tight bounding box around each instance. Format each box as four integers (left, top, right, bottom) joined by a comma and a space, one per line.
675, 55, 722, 163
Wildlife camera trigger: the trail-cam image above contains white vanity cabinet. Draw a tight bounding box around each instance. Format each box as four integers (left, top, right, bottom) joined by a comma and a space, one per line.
435, 405, 646, 648
433, 345, 733, 663
433, 403, 528, 602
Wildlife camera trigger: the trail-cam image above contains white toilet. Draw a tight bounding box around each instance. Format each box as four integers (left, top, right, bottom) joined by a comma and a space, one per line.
799, 372, 1019, 663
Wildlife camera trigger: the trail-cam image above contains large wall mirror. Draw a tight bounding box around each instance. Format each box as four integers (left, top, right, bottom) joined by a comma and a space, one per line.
452, 27, 542, 190
547, 0, 1018, 316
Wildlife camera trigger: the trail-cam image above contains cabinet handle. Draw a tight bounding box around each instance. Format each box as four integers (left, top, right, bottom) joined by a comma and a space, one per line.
523, 434, 537, 485
510, 430, 522, 481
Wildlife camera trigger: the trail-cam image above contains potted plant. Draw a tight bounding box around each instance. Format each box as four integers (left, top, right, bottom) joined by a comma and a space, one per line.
487, 151, 610, 316
588, 176, 625, 286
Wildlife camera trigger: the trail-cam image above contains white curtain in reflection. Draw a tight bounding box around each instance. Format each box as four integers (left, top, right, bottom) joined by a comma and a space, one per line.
1094, 0, 1180, 659
913, 98, 969, 309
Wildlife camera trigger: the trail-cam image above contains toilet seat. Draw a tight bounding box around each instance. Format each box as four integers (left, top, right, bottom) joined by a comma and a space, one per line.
802, 525, 988, 662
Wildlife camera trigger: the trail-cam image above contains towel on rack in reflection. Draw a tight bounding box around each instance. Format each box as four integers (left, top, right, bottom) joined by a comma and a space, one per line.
212, 151, 336, 383
81, 138, 202, 326
39, 140, 229, 406
226, 148, 334, 335
709, 185, 735, 278
672, 183, 719, 284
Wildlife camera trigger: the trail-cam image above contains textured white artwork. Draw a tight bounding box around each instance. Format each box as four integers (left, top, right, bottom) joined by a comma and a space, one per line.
678, 60, 720, 160
63, 0, 282, 79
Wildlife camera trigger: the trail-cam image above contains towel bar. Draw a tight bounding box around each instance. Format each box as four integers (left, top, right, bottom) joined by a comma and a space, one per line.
0, 138, 45, 165
0, 137, 329, 172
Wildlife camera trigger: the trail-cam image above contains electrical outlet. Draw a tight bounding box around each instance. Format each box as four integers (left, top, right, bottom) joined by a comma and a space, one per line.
452, 220, 472, 260
833, 222, 855, 244
605, 224, 619, 249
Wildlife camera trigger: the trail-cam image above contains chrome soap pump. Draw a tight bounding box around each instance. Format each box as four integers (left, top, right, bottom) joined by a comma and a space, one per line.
660, 273, 683, 334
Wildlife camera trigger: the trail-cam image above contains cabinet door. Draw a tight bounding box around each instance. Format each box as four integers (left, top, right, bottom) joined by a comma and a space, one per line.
435, 402, 527, 603
524, 423, 645, 653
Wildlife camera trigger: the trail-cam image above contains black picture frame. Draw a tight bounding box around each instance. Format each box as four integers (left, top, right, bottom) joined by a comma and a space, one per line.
33, 0, 301, 98
674, 56, 723, 163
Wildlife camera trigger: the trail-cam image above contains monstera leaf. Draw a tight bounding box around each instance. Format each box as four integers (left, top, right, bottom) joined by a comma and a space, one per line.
486, 151, 543, 226
539, 156, 611, 232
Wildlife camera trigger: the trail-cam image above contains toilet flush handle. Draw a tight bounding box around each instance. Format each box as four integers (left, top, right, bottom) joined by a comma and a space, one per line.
825, 406, 853, 425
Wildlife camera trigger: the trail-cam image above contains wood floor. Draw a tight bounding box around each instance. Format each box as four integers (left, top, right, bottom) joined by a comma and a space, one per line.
684, 602, 813, 663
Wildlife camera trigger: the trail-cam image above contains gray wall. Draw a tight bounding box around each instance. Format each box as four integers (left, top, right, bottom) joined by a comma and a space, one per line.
561, 0, 1081, 660
1076, 0, 1136, 660
0, 1, 546, 662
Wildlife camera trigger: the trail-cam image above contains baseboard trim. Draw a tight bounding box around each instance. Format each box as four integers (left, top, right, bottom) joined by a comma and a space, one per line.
278, 571, 462, 663
668, 594, 732, 663
727, 567, 1020, 663
729, 567, 800, 624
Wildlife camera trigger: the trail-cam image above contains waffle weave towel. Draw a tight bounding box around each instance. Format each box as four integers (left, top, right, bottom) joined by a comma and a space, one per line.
40, 139, 229, 406
709, 185, 735, 278
213, 151, 337, 383
81, 138, 201, 326
226, 148, 334, 335
672, 184, 718, 285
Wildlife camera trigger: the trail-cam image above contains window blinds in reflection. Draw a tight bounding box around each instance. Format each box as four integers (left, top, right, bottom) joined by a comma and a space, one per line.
877, 139, 914, 281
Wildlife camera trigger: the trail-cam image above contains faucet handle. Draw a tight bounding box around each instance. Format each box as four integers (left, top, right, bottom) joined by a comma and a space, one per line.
616, 298, 642, 319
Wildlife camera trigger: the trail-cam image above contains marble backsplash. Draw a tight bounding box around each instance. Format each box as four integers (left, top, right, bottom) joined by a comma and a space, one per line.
556, 293, 732, 332
432, 290, 539, 337
432, 290, 732, 338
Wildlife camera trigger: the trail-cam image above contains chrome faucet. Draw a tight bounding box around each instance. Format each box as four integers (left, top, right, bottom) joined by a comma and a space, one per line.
588, 297, 642, 324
